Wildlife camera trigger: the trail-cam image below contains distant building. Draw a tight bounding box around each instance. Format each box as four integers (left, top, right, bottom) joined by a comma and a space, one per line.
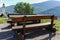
2, 3, 8, 17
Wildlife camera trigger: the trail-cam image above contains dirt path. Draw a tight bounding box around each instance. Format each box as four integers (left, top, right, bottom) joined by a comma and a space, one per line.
0, 23, 60, 40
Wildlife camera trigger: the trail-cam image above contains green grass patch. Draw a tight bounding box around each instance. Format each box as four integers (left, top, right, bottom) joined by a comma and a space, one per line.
54, 20, 60, 34
41, 19, 60, 34
41, 19, 51, 23
0, 17, 8, 23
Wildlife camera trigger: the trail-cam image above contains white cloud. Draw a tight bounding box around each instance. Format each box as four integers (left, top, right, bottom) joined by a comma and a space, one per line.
23, 0, 48, 4
32, 0, 48, 4
49, 0, 60, 1
0, 0, 48, 7
0, 3, 11, 7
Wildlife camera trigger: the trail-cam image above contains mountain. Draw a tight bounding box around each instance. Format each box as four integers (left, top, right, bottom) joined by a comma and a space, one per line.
5, 5, 14, 13
31, 1, 60, 13
0, 1, 60, 13
0, 5, 14, 13
41, 6, 60, 19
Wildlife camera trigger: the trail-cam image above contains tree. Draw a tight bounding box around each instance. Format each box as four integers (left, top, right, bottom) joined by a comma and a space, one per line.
14, 2, 34, 15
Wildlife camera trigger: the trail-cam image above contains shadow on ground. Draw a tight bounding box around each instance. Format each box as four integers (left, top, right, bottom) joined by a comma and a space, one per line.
1, 25, 12, 30
0, 24, 56, 40
25, 29, 56, 40
0, 31, 17, 40
0, 24, 17, 40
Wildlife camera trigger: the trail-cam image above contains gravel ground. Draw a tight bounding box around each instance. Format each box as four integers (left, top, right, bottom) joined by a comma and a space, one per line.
0, 23, 60, 40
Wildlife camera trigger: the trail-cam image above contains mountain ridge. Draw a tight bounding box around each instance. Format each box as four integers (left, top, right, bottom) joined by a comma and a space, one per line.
41, 6, 60, 19
0, 1, 60, 19
0, 1, 60, 13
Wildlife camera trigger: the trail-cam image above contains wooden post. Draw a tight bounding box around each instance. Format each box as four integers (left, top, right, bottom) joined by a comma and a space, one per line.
49, 15, 56, 32
18, 31, 25, 40
51, 15, 54, 28
22, 16, 26, 40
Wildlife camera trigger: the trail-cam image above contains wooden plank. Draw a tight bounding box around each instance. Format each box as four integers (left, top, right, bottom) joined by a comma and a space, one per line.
12, 24, 55, 31
26, 16, 57, 20
12, 22, 51, 29
12, 17, 24, 23
11, 15, 57, 23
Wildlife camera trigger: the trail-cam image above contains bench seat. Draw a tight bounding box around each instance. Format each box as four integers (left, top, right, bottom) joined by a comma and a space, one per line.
12, 22, 53, 30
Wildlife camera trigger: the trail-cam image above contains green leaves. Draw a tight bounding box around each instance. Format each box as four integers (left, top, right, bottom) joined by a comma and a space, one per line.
14, 2, 34, 15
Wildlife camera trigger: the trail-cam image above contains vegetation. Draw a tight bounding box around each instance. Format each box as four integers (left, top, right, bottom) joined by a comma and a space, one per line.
41, 19, 60, 34
54, 20, 60, 34
14, 2, 34, 15
0, 17, 8, 23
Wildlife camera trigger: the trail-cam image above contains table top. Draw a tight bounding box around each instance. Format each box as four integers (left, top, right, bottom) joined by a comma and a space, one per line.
8, 15, 54, 18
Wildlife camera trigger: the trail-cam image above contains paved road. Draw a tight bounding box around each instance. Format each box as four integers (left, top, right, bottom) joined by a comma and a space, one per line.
0, 23, 17, 40
0, 23, 60, 40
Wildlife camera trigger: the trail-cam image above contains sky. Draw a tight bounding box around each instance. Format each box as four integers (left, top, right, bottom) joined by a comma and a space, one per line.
0, 0, 60, 7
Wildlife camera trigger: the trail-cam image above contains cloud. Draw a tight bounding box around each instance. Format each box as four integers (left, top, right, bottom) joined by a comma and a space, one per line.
49, 0, 60, 1
0, 0, 48, 7
23, 0, 48, 4
0, 3, 11, 7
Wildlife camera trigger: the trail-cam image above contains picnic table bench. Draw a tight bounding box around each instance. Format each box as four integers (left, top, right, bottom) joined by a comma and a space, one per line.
8, 15, 57, 40
11, 15, 57, 29
9, 15, 57, 40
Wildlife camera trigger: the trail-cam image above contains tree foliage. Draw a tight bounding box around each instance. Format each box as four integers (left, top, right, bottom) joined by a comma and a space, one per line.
14, 2, 34, 15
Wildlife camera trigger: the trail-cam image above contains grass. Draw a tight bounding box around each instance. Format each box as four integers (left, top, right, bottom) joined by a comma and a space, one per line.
41, 19, 51, 23
54, 20, 60, 34
41, 19, 60, 34
0, 17, 8, 23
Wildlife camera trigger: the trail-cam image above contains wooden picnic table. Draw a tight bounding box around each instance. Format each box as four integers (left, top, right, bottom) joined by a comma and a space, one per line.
7, 15, 57, 40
